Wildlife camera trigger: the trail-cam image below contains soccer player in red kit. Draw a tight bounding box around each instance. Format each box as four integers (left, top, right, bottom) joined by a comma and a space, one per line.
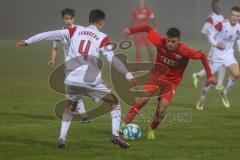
121, 25, 217, 139
131, 0, 157, 69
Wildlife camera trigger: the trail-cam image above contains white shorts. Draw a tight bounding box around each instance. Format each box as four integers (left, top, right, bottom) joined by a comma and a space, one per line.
209, 57, 238, 74
65, 83, 111, 101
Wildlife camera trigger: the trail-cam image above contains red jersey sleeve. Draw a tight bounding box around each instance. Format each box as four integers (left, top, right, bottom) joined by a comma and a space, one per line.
129, 25, 152, 33
206, 17, 214, 25
129, 25, 164, 46
180, 43, 213, 78
100, 36, 110, 48
147, 30, 164, 46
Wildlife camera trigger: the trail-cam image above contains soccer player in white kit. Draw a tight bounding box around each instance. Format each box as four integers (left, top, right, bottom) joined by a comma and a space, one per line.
16, 9, 136, 149
192, 0, 226, 91
196, 6, 240, 110
48, 8, 90, 122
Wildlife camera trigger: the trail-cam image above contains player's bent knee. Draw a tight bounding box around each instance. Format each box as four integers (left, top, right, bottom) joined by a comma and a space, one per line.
232, 72, 240, 80
102, 93, 119, 106
67, 100, 78, 112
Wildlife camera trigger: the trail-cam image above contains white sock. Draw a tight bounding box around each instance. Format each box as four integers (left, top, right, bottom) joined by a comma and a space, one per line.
197, 69, 206, 78
111, 105, 121, 137
59, 109, 73, 140
223, 77, 236, 95
200, 82, 211, 100
76, 99, 86, 114
217, 66, 226, 86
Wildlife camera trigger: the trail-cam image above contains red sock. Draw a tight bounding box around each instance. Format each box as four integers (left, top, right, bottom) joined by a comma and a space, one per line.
124, 102, 142, 124
150, 112, 165, 130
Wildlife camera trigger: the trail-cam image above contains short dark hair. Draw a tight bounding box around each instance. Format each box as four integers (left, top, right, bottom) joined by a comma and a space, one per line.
167, 28, 181, 38
231, 6, 240, 12
61, 8, 75, 18
89, 9, 106, 24
211, 0, 219, 8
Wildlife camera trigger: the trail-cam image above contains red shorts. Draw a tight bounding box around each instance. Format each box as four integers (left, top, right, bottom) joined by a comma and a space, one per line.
133, 33, 152, 47
143, 72, 177, 102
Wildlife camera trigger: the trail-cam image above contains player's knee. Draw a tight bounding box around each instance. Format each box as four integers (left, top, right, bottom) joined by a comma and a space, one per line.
232, 72, 240, 80
112, 104, 121, 111
102, 93, 119, 106
68, 100, 78, 112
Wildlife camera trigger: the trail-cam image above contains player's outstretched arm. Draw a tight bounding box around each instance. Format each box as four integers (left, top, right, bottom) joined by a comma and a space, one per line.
48, 41, 59, 68
123, 25, 152, 35
100, 45, 136, 87
48, 47, 58, 68
16, 29, 70, 47
123, 25, 164, 46
16, 40, 28, 47
181, 45, 217, 85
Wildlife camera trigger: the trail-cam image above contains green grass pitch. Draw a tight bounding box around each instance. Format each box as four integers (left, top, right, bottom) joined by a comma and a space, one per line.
0, 40, 240, 160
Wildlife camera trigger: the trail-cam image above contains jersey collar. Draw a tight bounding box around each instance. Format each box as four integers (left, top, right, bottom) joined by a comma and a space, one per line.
88, 25, 98, 30
63, 24, 75, 29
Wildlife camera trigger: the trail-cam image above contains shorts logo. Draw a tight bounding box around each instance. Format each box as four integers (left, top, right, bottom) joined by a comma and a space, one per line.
175, 55, 182, 60
160, 56, 178, 66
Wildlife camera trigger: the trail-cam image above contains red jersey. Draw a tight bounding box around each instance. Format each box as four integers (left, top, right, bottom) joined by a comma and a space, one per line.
129, 26, 212, 86
131, 6, 156, 27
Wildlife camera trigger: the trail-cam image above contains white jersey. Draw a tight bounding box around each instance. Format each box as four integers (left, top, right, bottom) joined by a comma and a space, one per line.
208, 19, 240, 62
25, 25, 132, 86
53, 24, 77, 59
201, 12, 224, 36
64, 25, 111, 85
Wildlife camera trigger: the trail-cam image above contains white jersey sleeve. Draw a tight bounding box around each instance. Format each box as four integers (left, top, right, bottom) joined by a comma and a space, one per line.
53, 40, 60, 49
201, 17, 214, 36
208, 29, 218, 47
100, 44, 133, 81
25, 29, 70, 45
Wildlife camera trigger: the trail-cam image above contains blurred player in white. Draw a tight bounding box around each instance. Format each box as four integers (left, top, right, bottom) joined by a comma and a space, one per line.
193, 0, 226, 91
196, 6, 240, 110
48, 8, 90, 123
16, 9, 136, 149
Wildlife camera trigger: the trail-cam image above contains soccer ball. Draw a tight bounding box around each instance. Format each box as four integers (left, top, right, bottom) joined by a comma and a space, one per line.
123, 124, 141, 140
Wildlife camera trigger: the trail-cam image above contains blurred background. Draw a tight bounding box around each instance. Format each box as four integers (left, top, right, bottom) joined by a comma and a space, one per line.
1, 0, 239, 40
1, 1, 240, 159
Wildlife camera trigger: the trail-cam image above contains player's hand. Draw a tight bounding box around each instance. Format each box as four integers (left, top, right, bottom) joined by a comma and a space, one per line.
130, 78, 137, 87
206, 76, 217, 85
16, 40, 28, 47
122, 28, 131, 36
216, 43, 226, 50
48, 60, 55, 68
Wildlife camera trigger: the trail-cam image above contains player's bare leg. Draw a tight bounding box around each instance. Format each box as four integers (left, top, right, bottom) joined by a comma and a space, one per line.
220, 64, 240, 108
101, 93, 130, 149
215, 66, 226, 91
196, 81, 211, 110
148, 98, 169, 140
121, 89, 154, 131
58, 100, 78, 148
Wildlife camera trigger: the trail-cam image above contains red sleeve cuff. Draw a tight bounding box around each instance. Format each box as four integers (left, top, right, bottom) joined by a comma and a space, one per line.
129, 25, 152, 34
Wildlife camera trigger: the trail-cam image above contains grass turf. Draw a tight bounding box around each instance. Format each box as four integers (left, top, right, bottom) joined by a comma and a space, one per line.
0, 40, 240, 160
